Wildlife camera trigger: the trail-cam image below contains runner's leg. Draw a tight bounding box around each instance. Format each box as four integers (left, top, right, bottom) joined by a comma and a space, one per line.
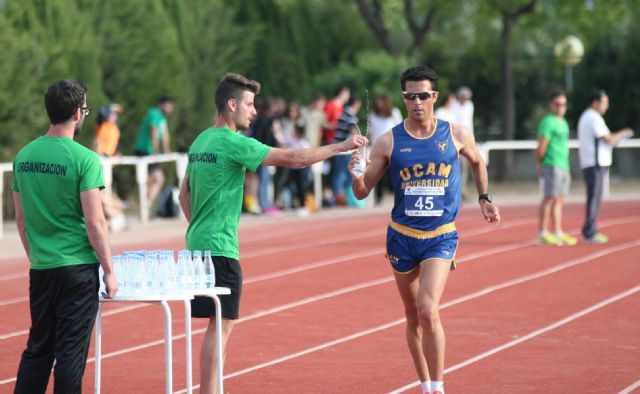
417, 259, 451, 381
394, 269, 430, 382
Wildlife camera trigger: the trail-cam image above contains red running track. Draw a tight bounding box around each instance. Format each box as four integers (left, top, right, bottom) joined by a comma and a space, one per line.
0, 201, 639, 393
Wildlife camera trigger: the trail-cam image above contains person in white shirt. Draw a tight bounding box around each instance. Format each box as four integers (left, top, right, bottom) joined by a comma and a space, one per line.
452, 86, 474, 199
434, 92, 456, 123
452, 86, 474, 134
577, 90, 634, 244
368, 94, 403, 204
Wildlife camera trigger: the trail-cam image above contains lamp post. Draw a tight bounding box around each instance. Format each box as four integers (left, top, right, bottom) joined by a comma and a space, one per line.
554, 35, 584, 92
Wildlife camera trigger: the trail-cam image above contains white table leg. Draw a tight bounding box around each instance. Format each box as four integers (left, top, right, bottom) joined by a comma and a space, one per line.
160, 301, 173, 394
184, 299, 192, 394
211, 295, 224, 394
95, 304, 102, 394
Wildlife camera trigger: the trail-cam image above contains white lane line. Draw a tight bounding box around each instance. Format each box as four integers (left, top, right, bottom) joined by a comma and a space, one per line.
0, 217, 632, 342
0, 218, 534, 307
0, 304, 147, 340
618, 379, 640, 394
389, 285, 640, 394
0, 296, 28, 306
1, 240, 637, 386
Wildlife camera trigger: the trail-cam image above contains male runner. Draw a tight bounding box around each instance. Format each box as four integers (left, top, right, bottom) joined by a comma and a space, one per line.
179, 73, 367, 394
349, 66, 500, 394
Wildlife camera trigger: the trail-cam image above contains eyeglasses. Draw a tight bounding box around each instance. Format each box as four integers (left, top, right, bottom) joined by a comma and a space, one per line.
402, 91, 436, 101
80, 106, 91, 116
552, 101, 567, 108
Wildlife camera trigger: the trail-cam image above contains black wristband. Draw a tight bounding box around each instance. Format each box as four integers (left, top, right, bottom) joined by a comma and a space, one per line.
478, 193, 492, 203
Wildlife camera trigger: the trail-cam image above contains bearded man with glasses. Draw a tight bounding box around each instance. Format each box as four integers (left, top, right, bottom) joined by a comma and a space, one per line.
12, 80, 118, 393
349, 66, 500, 394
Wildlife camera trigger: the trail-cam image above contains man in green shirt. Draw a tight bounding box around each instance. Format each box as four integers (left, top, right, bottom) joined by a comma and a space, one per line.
536, 90, 577, 246
12, 80, 118, 393
178, 73, 367, 394
134, 96, 175, 210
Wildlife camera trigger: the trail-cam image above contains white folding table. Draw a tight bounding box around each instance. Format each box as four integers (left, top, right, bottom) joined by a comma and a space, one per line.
94, 288, 231, 394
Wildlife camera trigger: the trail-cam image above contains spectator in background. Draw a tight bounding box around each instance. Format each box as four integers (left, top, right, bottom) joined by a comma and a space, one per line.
536, 91, 576, 246
434, 92, 456, 124
323, 85, 350, 145
93, 103, 128, 232
94, 103, 123, 156
274, 101, 304, 208
453, 86, 474, 200
287, 125, 313, 216
577, 90, 634, 244
301, 93, 327, 148
250, 97, 282, 215
134, 96, 175, 212
332, 95, 362, 206
369, 93, 402, 205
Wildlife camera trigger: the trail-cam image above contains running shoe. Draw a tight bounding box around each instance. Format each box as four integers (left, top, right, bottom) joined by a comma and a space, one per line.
557, 233, 578, 246
538, 232, 562, 246
583, 232, 609, 244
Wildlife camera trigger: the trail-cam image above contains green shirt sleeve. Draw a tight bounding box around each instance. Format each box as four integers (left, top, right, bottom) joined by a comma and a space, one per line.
149, 109, 164, 129
79, 153, 106, 192
537, 115, 554, 140
11, 159, 19, 192
230, 134, 271, 172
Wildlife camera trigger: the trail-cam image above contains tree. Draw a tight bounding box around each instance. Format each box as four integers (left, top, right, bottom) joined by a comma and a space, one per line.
354, 0, 438, 61
490, 0, 537, 179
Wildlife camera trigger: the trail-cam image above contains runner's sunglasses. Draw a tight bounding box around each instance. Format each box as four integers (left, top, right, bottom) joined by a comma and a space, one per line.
402, 91, 436, 101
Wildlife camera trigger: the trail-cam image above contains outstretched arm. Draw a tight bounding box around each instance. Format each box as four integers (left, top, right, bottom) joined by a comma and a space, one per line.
451, 123, 501, 224
261, 134, 367, 168
349, 131, 392, 200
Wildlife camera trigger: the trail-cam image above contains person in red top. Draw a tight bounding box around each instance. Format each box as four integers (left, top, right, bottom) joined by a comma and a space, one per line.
322, 85, 350, 145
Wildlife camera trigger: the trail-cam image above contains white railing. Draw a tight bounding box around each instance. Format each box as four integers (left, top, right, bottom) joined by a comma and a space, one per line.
477, 138, 640, 164
2, 139, 639, 239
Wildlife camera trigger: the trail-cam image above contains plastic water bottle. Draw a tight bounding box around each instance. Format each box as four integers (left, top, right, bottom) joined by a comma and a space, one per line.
192, 250, 205, 290
177, 250, 193, 291
352, 147, 366, 177
203, 250, 216, 288
98, 265, 106, 295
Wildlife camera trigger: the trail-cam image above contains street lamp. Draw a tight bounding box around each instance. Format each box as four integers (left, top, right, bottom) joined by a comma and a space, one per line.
554, 35, 584, 92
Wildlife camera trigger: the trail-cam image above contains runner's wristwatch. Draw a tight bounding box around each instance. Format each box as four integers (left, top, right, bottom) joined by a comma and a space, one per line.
478, 193, 492, 204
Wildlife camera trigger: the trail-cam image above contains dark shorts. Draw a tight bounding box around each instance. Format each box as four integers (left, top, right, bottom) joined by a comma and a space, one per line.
134, 150, 162, 173
386, 223, 459, 273
191, 257, 242, 320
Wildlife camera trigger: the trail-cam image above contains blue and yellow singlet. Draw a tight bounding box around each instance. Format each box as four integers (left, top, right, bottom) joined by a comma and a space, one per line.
389, 119, 461, 233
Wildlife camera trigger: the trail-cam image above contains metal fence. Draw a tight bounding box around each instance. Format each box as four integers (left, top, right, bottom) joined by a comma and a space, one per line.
2, 139, 639, 239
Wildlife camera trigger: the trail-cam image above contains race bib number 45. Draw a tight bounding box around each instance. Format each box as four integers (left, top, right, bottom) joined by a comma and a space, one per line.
404, 186, 445, 217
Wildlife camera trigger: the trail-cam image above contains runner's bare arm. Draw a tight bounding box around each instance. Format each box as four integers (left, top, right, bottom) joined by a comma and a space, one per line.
178, 175, 191, 223
12, 191, 29, 257
261, 134, 367, 168
81, 188, 118, 298
451, 123, 501, 224
350, 131, 392, 199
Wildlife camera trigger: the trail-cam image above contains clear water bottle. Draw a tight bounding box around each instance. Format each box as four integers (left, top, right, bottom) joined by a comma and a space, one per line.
352, 147, 366, 177
203, 250, 216, 288
98, 265, 106, 295
192, 250, 205, 290
177, 250, 193, 291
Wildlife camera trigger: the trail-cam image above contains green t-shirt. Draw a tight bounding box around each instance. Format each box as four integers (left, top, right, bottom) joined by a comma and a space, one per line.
12, 136, 105, 269
135, 107, 167, 154
186, 127, 271, 259
537, 113, 570, 170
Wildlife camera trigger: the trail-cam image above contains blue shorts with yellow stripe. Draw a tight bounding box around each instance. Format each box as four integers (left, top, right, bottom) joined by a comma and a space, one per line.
386, 221, 458, 274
